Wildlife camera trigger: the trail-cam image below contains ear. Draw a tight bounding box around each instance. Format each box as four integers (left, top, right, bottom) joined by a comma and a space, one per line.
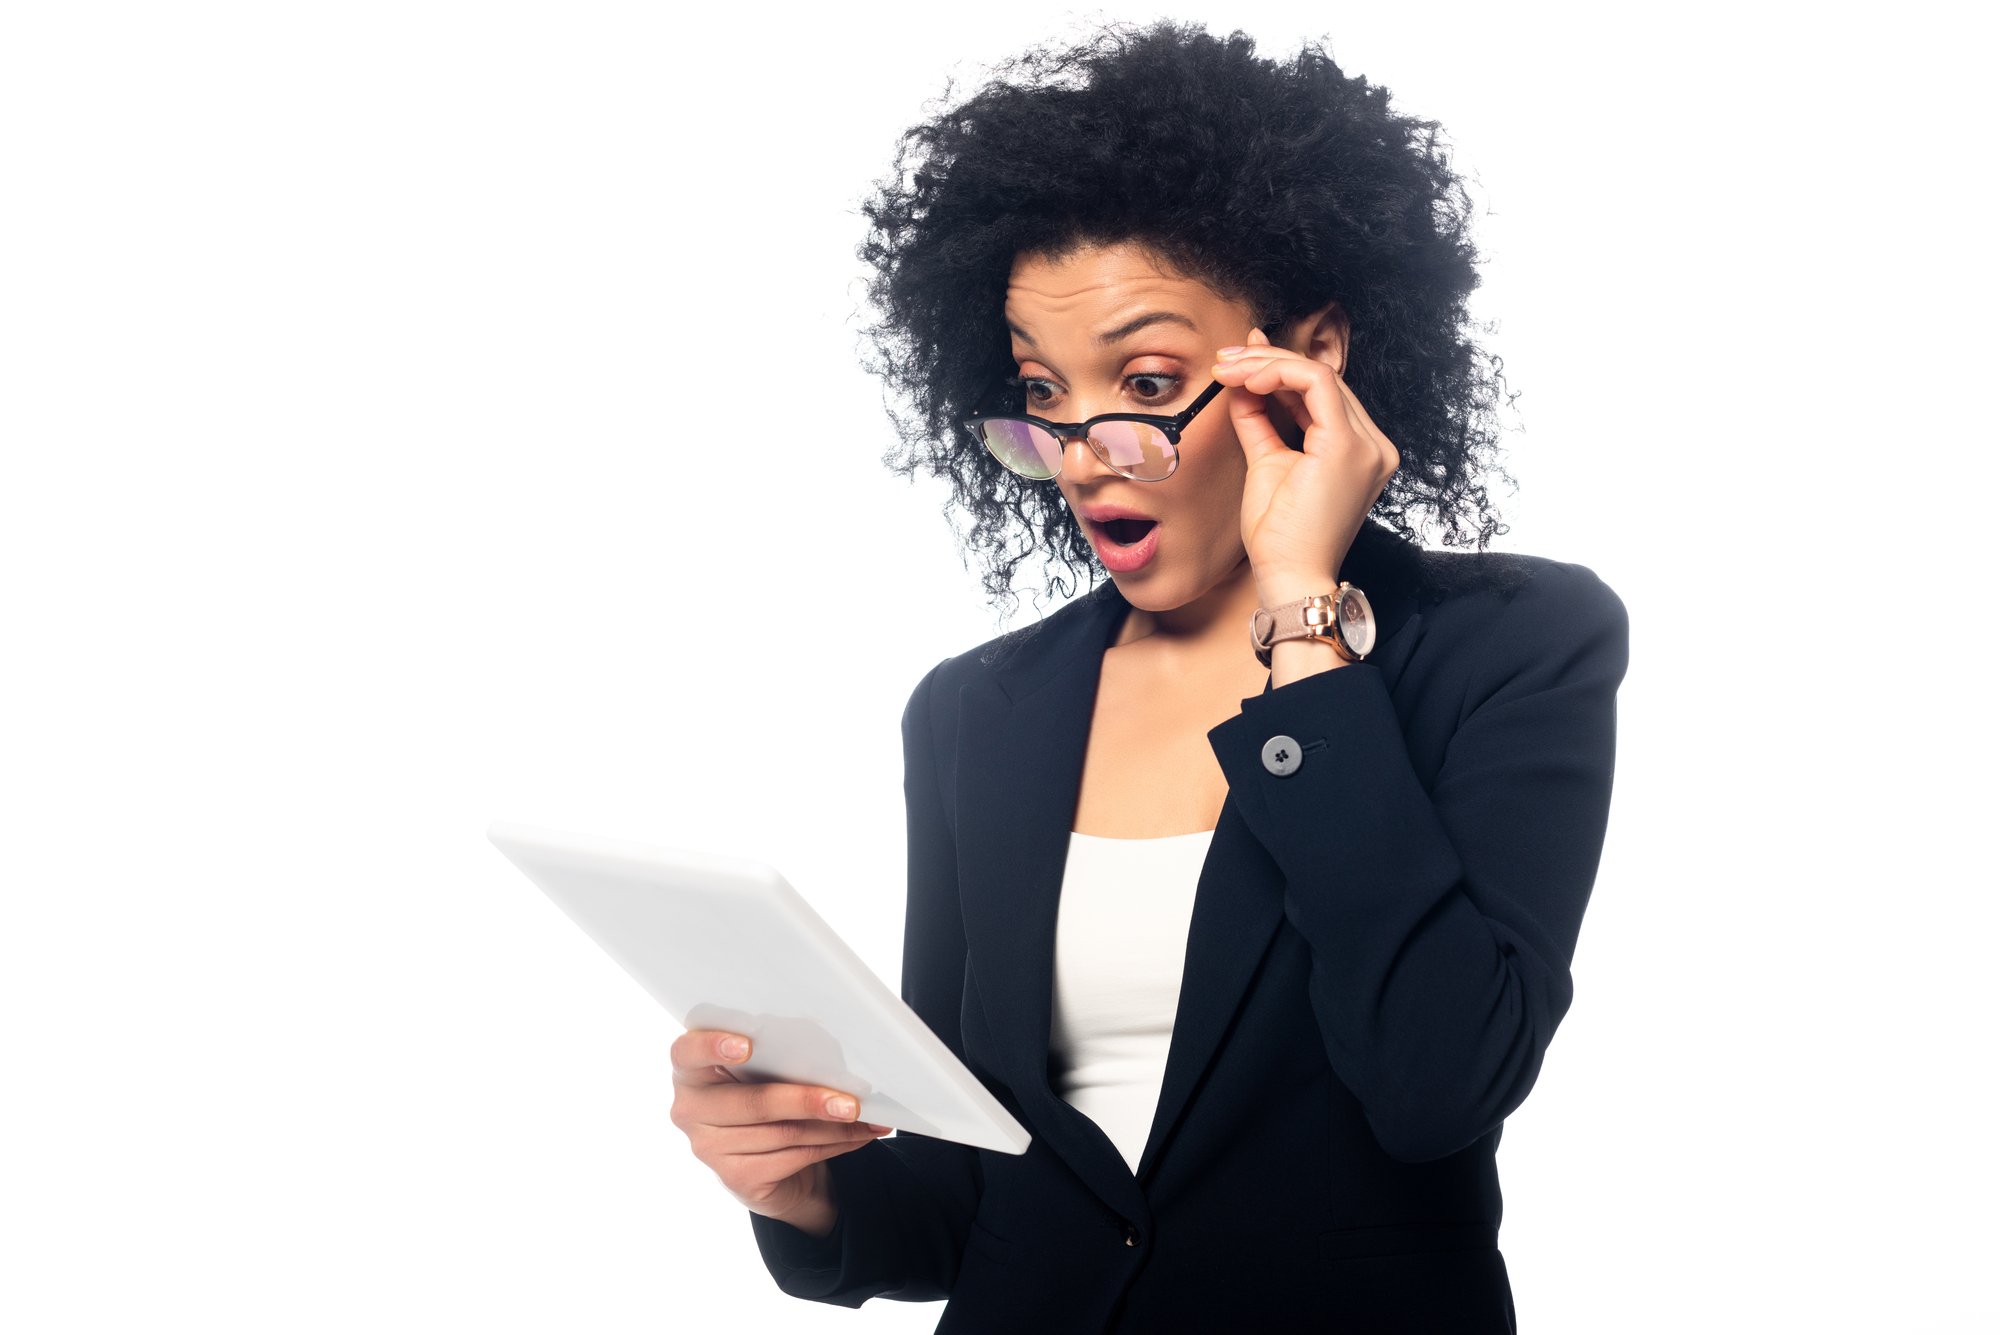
1282, 298, 1350, 378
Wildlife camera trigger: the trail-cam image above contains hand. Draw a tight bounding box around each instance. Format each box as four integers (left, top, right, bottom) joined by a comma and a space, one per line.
669, 1028, 893, 1237
1213, 326, 1400, 604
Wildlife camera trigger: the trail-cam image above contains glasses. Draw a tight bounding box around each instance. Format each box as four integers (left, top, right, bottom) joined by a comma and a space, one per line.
962, 379, 1226, 483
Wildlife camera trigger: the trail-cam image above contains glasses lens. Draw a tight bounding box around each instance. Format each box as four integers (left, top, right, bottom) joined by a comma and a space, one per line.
1090, 421, 1176, 481
974, 419, 1062, 480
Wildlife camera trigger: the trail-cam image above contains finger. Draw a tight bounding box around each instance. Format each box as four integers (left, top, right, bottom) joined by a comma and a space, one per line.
1274, 384, 1313, 433
721, 1135, 883, 1186
1222, 350, 1315, 434
670, 1029, 754, 1086
1327, 372, 1398, 460
706, 1117, 893, 1156
1226, 343, 1378, 439
1215, 369, 1292, 467
1242, 324, 1310, 426
1317, 373, 1400, 486
1227, 336, 1391, 473
682, 1079, 871, 1130
1219, 356, 1357, 460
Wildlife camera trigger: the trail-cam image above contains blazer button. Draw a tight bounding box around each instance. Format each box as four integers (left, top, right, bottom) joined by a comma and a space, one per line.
1123, 1224, 1139, 1247
1260, 734, 1302, 777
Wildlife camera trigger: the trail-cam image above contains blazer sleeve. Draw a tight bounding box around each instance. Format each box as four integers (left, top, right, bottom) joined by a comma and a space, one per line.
745, 658, 983, 1305
1207, 560, 1630, 1164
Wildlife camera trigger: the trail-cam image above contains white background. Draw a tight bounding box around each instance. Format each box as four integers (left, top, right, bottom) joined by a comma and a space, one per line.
4, 2, 1994, 1331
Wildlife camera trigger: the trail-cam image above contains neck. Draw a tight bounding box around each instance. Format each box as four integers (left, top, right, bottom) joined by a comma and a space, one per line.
1111, 551, 1270, 656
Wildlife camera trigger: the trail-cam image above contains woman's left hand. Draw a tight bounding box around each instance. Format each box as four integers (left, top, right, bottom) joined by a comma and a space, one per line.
1214, 325, 1400, 604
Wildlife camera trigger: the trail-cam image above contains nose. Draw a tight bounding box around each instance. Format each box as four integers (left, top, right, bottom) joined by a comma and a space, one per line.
1055, 431, 1116, 483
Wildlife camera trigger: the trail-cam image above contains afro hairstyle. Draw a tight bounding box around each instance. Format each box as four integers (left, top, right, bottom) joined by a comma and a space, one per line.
856, 18, 1518, 619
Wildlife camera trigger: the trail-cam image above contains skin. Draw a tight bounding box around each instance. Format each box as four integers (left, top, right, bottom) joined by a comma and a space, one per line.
669, 1028, 888, 1239
1005, 240, 1401, 834
1005, 239, 1396, 662
671, 239, 1402, 1240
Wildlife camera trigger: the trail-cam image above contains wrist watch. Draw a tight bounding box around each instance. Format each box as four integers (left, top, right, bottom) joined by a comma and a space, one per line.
1250, 582, 1376, 667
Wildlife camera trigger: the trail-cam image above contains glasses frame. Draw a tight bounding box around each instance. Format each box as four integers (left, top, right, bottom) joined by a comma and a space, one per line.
961, 378, 1227, 482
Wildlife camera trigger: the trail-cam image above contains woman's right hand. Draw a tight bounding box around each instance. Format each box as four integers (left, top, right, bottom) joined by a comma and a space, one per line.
670, 1028, 894, 1236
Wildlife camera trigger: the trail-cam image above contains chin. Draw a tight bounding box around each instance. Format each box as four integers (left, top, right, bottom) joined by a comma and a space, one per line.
1109, 568, 1193, 612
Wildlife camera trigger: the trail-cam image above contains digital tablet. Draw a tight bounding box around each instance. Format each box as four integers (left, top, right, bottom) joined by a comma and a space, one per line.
486, 819, 1031, 1155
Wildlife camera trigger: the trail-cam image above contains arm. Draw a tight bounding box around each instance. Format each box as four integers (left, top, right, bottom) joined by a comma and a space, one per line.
1206, 562, 1630, 1163
746, 659, 984, 1304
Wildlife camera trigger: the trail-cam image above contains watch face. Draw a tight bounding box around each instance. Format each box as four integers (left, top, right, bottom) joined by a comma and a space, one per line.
1336, 585, 1376, 656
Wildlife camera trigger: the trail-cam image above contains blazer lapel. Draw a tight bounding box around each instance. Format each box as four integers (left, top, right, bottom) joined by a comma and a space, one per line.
956, 582, 1150, 1220
952, 521, 1431, 1220
1136, 526, 1429, 1184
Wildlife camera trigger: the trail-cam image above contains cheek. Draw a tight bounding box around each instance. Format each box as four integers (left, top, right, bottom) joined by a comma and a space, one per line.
1177, 424, 1245, 509
1155, 435, 1245, 563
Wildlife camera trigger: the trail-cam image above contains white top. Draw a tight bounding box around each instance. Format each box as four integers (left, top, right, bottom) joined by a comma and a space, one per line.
1047, 827, 1213, 1175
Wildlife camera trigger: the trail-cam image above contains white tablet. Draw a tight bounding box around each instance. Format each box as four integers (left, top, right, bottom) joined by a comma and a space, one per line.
487, 819, 1031, 1156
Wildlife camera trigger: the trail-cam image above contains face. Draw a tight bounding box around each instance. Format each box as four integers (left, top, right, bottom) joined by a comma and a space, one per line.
1004, 240, 1260, 613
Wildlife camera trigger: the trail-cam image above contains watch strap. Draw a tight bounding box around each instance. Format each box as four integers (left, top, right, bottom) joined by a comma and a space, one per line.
1250, 585, 1362, 667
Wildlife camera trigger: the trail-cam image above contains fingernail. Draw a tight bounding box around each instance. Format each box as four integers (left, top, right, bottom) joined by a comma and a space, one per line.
826, 1095, 858, 1119
864, 1123, 893, 1134
719, 1037, 748, 1060
1216, 346, 1246, 358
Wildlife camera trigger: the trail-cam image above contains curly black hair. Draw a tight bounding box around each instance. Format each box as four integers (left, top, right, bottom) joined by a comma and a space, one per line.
856, 18, 1516, 620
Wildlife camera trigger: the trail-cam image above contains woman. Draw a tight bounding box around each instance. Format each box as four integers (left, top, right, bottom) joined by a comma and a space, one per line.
670, 20, 1628, 1332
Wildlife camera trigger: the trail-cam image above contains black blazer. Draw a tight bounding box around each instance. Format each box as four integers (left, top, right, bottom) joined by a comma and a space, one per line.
747, 520, 1630, 1333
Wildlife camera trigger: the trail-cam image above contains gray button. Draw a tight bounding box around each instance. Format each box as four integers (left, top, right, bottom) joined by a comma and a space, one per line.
1261, 734, 1302, 776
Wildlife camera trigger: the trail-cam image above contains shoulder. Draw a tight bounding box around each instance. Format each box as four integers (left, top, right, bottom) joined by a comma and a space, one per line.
1415, 546, 1625, 630
901, 581, 1114, 736
1406, 547, 1630, 700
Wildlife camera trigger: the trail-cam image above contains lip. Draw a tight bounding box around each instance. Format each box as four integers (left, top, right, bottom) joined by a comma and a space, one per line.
1084, 514, 1160, 574
1078, 504, 1156, 524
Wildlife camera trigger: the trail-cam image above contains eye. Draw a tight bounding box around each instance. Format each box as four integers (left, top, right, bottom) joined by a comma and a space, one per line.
1004, 373, 1183, 410
1005, 375, 1057, 408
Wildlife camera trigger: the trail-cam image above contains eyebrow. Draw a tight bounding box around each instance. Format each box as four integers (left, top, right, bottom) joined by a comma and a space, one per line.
1008, 310, 1200, 351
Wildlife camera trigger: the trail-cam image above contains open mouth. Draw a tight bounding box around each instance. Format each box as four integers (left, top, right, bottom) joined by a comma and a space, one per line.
1099, 517, 1158, 547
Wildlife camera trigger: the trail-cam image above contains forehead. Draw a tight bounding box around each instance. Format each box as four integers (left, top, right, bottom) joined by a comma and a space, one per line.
1004, 242, 1234, 342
